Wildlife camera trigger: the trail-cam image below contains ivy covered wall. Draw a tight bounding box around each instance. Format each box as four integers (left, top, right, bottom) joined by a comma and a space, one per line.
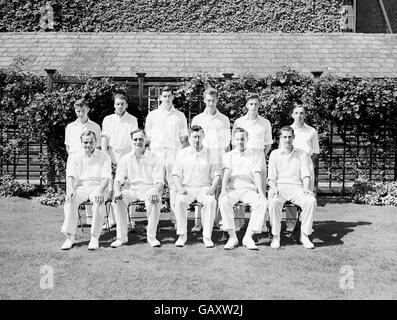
0, 0, 342, 33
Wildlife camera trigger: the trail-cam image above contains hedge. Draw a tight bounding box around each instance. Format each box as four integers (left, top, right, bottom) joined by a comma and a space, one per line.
0, 0, 341, 33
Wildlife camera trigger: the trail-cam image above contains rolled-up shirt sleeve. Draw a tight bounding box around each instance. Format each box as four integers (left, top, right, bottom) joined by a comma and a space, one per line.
114, 156, 127, 183
267, 151, 277, 182
223, 152, 232, 170
171, 151, 183, 178
152, 157, 165, 185
222, 118, 231, 149
101, 154, 112, 180
101, 117, 109, 139
144, 113, 153, 141
311, 130, 320, 154
64, 125, 70, 147
66, 154, 77, 178
210, 161, 221, 180
264, 120, 273, 146
252, 153, 263, 173
300, 152, 311, 180
179, 115, 189, 138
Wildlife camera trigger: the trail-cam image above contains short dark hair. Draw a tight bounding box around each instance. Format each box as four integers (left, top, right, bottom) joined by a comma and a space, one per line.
233, 127, 248, 137
130, 128, 146, 139
203, 87, 218, 99
74, 99, 89, 109
279, 126, 295, 136
114, 94, 128, 103
246, 93, 260, 103
160, 86, 174, 95
188, 125, 204, 135
80, 130, 97, 142
291, 104, 307, 115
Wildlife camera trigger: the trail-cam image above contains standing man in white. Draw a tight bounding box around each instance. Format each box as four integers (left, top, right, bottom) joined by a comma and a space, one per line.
285, 105, 320, 231
111, 129, 164, 248
218, 127, 268, 250
64, 99, 102, 224
267, 126, 316, 249
65, 99, 101, 155
190, 88, 231, 232
232, 94, 273, 231
61, 130, 111, 250
145, 86, 189, 227
172, 125, 221, 248
101, 94, 138, 229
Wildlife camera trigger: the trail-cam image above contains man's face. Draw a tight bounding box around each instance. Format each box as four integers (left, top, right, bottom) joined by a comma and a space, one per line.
114, 98, 127, 115
234, 132, 247, 151
292, 107, 306, 123
246, 98, 259, 114
189, 130, 204, 149
131, 131, 146, 151
160, 91, 174, 106
81, 135, 95, 154
280, 130, 294, 149
74, 106, 89, 121
204, 94, 218, 112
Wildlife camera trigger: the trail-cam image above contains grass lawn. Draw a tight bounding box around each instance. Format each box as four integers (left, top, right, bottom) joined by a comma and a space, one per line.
0, 196, 396, 300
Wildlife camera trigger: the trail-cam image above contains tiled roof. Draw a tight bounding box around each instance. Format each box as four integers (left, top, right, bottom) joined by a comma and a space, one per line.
0, 32, 396, 78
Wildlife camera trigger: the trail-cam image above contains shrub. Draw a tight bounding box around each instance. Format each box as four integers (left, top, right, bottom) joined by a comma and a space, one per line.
351, 178, 397, 206
38, 187, 65, 207
0, 174, 37, 197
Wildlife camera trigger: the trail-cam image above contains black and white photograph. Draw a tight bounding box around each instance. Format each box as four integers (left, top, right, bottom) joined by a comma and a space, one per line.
0, 0, 396, 309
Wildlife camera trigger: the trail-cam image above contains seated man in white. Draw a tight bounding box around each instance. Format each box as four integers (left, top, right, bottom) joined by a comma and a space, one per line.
61, 130, 111, 250
172, 125, 221, 248
267, 126, 317, 249
218, 127, 268, 250
111, 129, 164, 248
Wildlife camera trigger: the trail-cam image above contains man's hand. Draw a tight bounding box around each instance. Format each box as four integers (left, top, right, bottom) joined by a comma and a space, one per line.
219, 190, 228, 200
303, 188, 311, 196
258, 191, 266, 200
207, 186, 217, 196
113, 190, 122, 202
148, 190, 160, 204
92, 190, 104, 204
268, 187, 279, 199
176, 187, 187, 195
65, 191, 75, 203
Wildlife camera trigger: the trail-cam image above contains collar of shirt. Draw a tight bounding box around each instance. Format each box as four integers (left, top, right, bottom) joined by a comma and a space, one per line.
291, 122, 307, 131
232, 147, 250, 156
204, 109, 220, 119
80, 148, 100, 159
279, 147, 298, 156
188, 146, 205, 156
114, 111, 131, 121
242, 114, 259, 123
73, 118, 93, 126
159, 104, 175, 114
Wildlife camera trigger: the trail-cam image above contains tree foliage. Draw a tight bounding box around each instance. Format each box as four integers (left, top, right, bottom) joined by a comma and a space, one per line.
0, 0, 341, 33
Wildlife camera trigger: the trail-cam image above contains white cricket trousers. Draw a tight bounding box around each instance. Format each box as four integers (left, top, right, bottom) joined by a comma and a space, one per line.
61, 185, 107, 238
268, 185, 316, 236
114, 186, 161, 242
175, 186, 217, 239
218, 188, 267, 233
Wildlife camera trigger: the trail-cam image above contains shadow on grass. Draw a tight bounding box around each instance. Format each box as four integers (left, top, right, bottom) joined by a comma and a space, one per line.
312, 220, 372, 247
316, 196, 352, 207
74, 219, 371, 249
